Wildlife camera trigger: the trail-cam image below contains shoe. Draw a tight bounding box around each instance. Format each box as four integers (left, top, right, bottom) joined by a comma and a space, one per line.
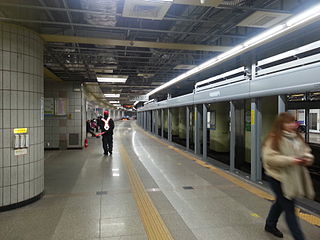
104, 152, 108, 156
109, 151, 112, 155
265, 225, 283, 238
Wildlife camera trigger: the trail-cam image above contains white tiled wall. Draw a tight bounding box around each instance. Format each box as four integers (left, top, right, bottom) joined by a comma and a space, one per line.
44, 81, 85, 149
0, 23, 44, 207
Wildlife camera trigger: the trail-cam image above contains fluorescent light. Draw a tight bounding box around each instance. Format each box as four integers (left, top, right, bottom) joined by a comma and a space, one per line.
174, 64, 197, 70
134, 101, 139, 106
216, 45, 244, 60
104, 94, 120, 98
97, 76, 128, 83
109, 101, 120, 104
286, 3, 320, 27
146, 3, 320, 97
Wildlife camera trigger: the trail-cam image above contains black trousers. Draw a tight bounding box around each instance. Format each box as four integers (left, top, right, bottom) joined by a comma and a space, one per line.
266, 176, 305, 240
102, 134, 113, 154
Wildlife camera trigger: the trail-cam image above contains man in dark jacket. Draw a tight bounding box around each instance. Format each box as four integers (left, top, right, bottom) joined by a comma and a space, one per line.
99, 110, 114, 155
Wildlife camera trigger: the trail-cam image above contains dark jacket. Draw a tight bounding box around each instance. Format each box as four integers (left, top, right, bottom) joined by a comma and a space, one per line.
99, 117, 114, 135
86, 121, 93, 132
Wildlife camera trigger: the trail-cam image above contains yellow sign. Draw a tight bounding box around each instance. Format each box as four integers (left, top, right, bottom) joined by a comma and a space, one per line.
251, 110, 255, 125
14, 128, 28, 134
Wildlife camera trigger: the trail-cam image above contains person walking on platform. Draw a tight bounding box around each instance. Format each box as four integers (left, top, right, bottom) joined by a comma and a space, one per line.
99, 110, 114, 156
262, 112, 315, 240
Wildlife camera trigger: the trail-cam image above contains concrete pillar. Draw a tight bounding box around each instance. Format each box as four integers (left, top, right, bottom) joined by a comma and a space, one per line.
195, 105, 201, 155
230, 101, 236, 172
203, 104, 208, 161
168, 109, 172, 141
0, 23, 44, 209
178, 107, 186, 140
157, 110, 161, 135
186, 106, 190, 150
278, 95, 286, 114
161, 109, 164, 137
245, 100, 251, 165
251, 98, 262, 181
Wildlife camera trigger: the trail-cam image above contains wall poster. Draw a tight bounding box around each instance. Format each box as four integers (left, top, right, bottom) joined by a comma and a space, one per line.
44, 98, 54, 116
55, 98, 67, 116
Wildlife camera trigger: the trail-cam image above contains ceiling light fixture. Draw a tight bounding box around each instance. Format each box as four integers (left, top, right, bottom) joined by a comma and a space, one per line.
146, 3, 320, 97
104, 94, 120, 98
97, 76, 128, 83
109, 101, 120, 104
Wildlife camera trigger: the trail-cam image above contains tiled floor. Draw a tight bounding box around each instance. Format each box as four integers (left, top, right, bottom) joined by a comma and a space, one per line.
0, 120, 319, 240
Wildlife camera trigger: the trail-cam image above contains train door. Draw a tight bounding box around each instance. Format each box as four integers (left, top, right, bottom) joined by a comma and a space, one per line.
207, 102, 230, 165
234, 99, 251, 173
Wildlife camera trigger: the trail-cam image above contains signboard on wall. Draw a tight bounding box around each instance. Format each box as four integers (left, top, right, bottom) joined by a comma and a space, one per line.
44, 98, 55, 116
55, 98, 67, 116
130, 95, 149, 102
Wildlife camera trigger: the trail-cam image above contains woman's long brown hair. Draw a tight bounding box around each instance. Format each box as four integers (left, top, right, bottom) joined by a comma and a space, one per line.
264, 112, 304, 151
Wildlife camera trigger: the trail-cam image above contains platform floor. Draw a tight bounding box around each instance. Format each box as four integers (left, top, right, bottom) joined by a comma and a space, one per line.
0, 121, 319, 240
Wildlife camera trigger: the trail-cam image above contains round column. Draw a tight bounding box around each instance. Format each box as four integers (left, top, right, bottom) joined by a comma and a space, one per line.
0, 23, 44, 210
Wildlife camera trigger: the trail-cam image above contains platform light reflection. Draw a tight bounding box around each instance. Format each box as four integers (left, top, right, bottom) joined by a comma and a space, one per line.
131, 130, 195, 208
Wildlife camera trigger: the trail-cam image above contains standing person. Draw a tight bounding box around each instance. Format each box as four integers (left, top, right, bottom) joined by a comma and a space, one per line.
86, 120, 96, 137
99, 110, 114, 155
94, 119, 99, 132
90, 119, 97, 132
262, 112, 315, 240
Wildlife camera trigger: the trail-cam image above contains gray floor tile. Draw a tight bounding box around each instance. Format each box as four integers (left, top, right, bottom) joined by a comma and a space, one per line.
100, 217, 145, 238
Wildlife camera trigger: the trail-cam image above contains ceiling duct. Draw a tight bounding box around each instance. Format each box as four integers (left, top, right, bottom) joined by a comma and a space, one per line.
80, 0, 117, 26
123, 0, 173, 20
237, 11, 291, 28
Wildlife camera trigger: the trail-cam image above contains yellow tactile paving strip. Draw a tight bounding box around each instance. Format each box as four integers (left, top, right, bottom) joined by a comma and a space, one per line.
119, 143, 174, 240
138, 126, 320, 227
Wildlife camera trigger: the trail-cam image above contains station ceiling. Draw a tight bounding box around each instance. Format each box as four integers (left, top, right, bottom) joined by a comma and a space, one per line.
0, 0, 315, 107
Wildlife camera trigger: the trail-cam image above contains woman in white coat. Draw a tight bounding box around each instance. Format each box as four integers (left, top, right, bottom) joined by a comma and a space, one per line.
262, 112, 314, 240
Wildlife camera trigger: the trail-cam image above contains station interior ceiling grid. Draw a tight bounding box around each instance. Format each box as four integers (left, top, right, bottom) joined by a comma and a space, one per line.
0, 0, 316, 106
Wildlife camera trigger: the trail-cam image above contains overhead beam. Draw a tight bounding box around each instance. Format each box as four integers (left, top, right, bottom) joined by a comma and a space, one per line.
0, 17, 245, 39
40, 34, 230, 52
44, 67, 63, 82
